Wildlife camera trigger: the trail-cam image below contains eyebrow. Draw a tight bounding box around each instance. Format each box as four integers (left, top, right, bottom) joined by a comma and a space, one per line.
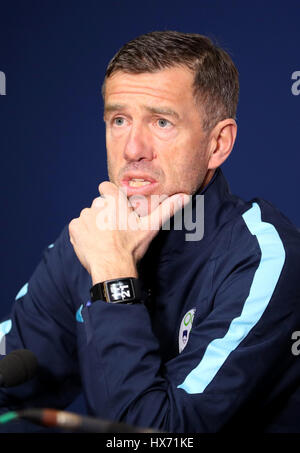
103, 103, 180, 120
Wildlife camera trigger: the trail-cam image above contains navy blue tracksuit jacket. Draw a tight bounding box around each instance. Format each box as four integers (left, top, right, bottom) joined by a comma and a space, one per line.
0, 168, 300, 432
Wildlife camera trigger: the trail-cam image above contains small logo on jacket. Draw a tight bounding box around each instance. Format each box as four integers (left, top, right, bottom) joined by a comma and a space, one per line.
179, 308, 196, 353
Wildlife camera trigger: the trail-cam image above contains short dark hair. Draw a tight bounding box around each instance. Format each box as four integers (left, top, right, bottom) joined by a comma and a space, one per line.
102, 31, 239, 132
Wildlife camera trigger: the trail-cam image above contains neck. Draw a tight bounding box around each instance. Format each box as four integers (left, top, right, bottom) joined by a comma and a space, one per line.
198, 168, 215, 194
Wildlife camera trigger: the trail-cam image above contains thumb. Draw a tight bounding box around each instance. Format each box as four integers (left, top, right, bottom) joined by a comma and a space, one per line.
140, 193, 191, 231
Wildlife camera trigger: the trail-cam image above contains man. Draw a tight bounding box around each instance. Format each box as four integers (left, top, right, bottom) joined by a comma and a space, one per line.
1, 31, 300, 433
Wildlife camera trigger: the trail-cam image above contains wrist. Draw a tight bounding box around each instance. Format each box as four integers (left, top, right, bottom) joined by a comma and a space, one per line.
90, 261, 138, 285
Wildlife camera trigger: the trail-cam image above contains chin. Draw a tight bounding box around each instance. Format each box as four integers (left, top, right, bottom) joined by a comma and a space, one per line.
129, 194, 165, 217
130, 198, 153, 217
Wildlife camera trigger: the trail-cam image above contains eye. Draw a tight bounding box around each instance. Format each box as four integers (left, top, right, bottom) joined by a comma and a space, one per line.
113, 117, 126, 126
157, 118, 172, 128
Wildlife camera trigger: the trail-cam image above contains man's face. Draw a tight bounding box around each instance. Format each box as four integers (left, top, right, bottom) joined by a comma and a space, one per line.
104, 66, 212, 215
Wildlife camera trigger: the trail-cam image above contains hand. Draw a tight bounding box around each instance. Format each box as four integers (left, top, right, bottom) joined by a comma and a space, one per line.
68, 181, 189, 284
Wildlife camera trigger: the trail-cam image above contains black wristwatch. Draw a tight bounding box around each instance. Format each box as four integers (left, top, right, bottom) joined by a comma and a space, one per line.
90, 277, 143, 304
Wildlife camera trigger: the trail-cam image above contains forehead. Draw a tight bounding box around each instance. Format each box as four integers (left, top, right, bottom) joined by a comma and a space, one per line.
104, 67, 195, 106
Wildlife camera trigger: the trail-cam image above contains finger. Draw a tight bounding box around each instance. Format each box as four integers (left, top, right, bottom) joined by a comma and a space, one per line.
98, 181, 118, 197
141, 193, 191, 231
91, 196, 106, 209
160, 193, 191, 227
68, 218, 79, 243
99, 181, 136, 224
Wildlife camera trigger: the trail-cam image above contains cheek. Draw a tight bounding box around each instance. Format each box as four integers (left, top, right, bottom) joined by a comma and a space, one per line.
106, 149, 119, 183
164, 148, 207, 193
106, 138, 123, 179
167, 149, 198, 176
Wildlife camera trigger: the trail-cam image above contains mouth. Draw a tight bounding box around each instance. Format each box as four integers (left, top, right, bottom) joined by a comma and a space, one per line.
120, 175, 159, 196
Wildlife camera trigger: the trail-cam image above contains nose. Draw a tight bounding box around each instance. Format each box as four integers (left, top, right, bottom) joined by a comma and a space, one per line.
123, 121, 154, 162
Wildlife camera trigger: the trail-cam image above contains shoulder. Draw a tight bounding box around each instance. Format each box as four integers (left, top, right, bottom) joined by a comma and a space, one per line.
214, 196, 300, 307
205, 197, 300, 333
214, 192, 300, 256
233, 198, 300, 257
209, 193, 300, 288
37, 223, 90, 301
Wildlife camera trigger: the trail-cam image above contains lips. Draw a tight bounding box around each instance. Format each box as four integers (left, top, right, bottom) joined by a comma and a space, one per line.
120, 173, 159, 196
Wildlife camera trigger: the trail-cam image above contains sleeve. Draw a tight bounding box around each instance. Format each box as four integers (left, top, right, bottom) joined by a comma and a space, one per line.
0, 225, 82, 432
78, 211, 300, 433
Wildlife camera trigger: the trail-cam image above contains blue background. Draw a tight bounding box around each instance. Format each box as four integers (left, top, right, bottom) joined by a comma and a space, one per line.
0, 0, 299, 413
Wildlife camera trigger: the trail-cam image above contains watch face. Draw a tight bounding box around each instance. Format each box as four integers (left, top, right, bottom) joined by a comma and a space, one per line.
105, 279, 135, 303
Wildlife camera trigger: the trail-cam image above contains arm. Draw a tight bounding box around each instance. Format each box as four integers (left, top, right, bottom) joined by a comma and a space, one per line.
79, 244, 297, 433
0, 225, 81, 431
71, 196, 300, 432
69, 184, 300, 432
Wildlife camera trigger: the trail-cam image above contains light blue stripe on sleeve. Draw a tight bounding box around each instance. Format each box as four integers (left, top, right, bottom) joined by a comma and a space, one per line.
76, 304, 84, 323
0, 320, 12, 342
177, 202, 286, 394
15, 282, 28, 300
0, 320, 12, 355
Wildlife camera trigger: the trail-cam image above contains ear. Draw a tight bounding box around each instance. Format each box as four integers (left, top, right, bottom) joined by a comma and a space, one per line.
207, 119, 237, 170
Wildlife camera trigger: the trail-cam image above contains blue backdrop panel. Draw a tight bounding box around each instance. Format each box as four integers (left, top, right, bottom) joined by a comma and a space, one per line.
0, 0, 299, 413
